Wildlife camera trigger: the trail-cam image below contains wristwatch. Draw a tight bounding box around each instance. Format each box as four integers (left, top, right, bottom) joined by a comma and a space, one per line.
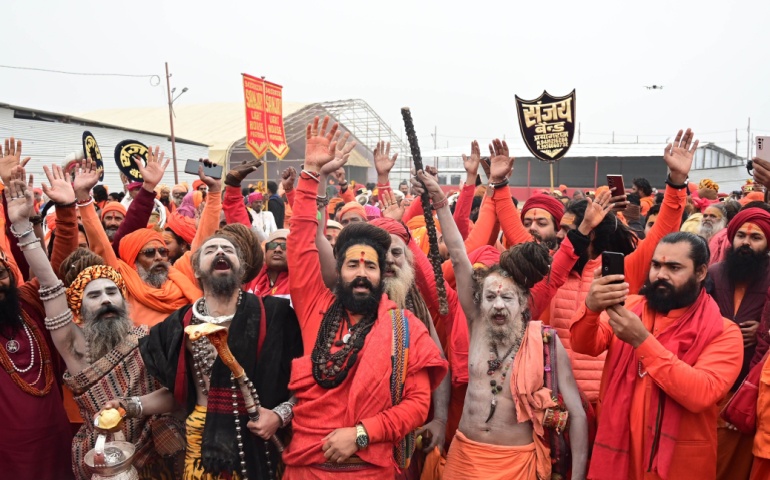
355, 424, 369, 450
664, 174, 688, 190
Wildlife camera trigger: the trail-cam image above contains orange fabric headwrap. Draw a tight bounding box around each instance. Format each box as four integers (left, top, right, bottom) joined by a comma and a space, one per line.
339, 202, 367, 222
192, 179, 205, 191
119, 228, 166, 266
66, 265, 127, 323
192, 191, 205, 209
165, 213, 196, 245
100, 201, 127, 221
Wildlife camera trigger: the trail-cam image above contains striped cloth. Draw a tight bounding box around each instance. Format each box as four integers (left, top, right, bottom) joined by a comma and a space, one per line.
64, 327, 184, 480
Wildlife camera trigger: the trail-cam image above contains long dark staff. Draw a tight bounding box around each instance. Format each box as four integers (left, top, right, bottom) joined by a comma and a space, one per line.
401, 107, 448, 315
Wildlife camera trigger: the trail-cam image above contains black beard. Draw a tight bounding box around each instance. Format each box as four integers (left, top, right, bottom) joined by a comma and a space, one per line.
81, 303, 133, 361
531, 231, 559, 251
0, 284, 23, 337
640, 276, 701, 314
726, 245, 769, 283
201, 255, 242, 299
336, 276, 382, 315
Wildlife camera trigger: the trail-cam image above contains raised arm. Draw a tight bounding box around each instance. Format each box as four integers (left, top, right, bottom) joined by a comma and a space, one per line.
74, 159, 120, 266
625, 129, 695, 293
453, 141, 481, 240
411, 166, 476, 321
555, 335, 588, 480
223, 158, 263, 227
10, 166, 87, 374
190, 163, 222, 252
281, 167, 297, 208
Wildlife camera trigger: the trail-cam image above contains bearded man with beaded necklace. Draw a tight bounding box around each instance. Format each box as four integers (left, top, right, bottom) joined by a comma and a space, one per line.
409, 145, 589, 480
281, 116, 447, 479
101, 233, 302, 480
0, 141, 74, 479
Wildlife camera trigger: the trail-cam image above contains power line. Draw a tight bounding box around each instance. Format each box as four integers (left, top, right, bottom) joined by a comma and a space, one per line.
0, 64, 160, 86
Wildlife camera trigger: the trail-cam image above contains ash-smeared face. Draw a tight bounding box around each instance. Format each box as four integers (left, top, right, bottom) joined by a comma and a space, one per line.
480, 273, 526, 343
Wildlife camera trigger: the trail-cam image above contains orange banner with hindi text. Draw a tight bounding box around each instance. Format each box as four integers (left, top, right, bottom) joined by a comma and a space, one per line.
264, 80, 289, 159
242, 74, 268, 158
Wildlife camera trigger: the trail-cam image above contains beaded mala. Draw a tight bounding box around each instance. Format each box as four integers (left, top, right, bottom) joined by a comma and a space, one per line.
484, 320, 527, 423
230, 373, 275, 480
311, 300, 377, 389
0, 313, 53, 397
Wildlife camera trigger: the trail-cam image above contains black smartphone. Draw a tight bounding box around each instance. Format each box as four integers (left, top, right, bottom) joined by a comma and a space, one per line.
602, 251, 625, 306
185, 159, 223, 179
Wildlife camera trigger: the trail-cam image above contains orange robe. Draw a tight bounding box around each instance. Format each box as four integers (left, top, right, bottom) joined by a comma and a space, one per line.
570, 295, 743, 479
751, 353, 770, 479
283, 175, 447, 479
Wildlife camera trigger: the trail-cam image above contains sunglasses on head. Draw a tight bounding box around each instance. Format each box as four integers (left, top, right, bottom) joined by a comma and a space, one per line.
140, 247, 170, 258
266, 241, 286, 251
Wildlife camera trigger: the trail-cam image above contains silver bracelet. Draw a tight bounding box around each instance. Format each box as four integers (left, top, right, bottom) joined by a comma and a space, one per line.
20, 241, 42, 253
17, 237, 39, 248
122, 396, 144, 418
39, 280, 65, 299
9, 223, 33, 239
44, 310, 73, 330
76, 196, 94, 207
272, 400, 295, 427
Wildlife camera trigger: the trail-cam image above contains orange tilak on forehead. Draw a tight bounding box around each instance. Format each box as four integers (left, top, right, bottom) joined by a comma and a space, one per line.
739, 222, 766, 239
560, 212, 576, 227
525, 208, 551, 221
344, 245, 378, 266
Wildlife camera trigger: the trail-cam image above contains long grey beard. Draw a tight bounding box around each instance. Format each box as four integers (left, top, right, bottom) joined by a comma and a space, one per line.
137, 263, 170, 288
698, 218, 726, 241
82, 312, 133, 361
383, 263, 415, 308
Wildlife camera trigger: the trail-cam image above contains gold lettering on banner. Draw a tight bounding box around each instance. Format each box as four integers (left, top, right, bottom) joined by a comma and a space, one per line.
515, 90, 576, 163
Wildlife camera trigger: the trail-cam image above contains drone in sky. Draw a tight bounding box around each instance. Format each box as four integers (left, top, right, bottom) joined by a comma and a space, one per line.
644, 85, 664, 90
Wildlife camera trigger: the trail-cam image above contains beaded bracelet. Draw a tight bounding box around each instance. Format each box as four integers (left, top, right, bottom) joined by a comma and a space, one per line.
40, 286, 66, 302
44, 310, 73, 330
432, 196, 449, 210
20, 242, 42, 253
301, 170, 321, 182
76, 196, 94, 208
29, 215, 43, 226
39, 280, 64, 296
9, 223, 34, 239
316, 195, 330, 208
17, 237, 40, 249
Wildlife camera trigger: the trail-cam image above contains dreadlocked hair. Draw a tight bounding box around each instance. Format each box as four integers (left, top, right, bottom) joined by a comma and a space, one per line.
216, 223, 263, 284
333, 223, 391, 274
567, 199, 638, 256
60, 248, 105, 287
472, 242, 551, 305
405, 284, 433, 332
401, 106, 449, 315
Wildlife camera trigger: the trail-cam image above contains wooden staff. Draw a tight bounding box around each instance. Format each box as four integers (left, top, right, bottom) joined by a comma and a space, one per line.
185, 323, 284, 451
401, 107, 448, 315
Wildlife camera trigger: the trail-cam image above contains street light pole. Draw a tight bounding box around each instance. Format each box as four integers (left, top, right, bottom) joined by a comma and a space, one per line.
165, 62, 179, 184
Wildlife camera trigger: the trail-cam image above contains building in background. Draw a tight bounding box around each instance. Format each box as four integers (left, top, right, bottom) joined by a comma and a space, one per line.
0, 103, 208, 193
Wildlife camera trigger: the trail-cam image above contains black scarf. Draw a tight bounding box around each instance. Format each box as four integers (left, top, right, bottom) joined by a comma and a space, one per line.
140, 293, 302, 479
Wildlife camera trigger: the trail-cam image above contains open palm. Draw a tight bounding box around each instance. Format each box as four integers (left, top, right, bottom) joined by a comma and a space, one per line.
42, 164, 76, 205
72, 159, 101, 196
488, 139, 513, 183
664, 128, 698, 182
374, 141, 398, 177
462, 140, 481, 177
136, 146, 168, 188
305, 116, 338, 171
5, 167, 34, 224
1, 137, 31, 185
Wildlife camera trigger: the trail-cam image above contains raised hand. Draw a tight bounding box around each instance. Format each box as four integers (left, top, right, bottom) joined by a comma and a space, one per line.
578, 189, 613, 235
380, 189, 405, 221
374, 141, 398, 183
305, 116, 339, 173
663, 129, 698, 185
281, 167, 297, 192
488, 139, 513, 184
411, 167, 444, 203
1, 137, 31, 186
333, 167, 347, 185
197, 159, 222, 194
72, 158, 101, 201
462, 140, 481, 185
5, 166, 34, 225
41, 163, 76, 205
225, 158, 263, 187
323, 130, 356, 176
136, 146, 169, 191
585, 267, 628, 313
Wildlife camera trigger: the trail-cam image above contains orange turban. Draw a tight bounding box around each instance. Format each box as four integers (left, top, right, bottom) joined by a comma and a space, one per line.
119, 228, 166, 266
740, 191, 765, 206
192, 191, 205, 209
165, 213, 196, 244
338, 202, 367, 222
66, 265, 127, 323
100, 201, 127, 221
370, 217, 410, 244
192, 179, 205, 191
327, 197, 344, 215
405, 215, 441, 234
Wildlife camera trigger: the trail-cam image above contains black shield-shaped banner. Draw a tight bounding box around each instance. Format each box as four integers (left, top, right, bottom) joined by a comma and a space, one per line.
515, 90, 577, 163
114, 140, 149, 183
82, 131, 105, 181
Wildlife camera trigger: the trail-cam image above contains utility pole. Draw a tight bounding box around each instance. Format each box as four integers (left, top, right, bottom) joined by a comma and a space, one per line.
747, 117, 751, 162
165, 62, 179, 184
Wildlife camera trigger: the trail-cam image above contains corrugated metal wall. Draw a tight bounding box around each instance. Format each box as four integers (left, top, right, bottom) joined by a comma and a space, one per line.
0, 107, 209, 193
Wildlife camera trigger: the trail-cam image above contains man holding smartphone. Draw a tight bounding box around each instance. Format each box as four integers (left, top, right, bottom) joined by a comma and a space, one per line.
571, 232, 743, 480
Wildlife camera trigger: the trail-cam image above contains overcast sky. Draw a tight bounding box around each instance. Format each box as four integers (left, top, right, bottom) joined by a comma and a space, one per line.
3, 0, 769, 157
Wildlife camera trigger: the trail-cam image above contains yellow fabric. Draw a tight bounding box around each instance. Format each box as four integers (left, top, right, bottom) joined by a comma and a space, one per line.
184, 405, 241, 480
444, 431, 536, 480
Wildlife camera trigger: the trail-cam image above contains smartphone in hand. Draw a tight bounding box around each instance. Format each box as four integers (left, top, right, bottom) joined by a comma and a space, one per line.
602, 251, 625, 306
185, 159, 223, 179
